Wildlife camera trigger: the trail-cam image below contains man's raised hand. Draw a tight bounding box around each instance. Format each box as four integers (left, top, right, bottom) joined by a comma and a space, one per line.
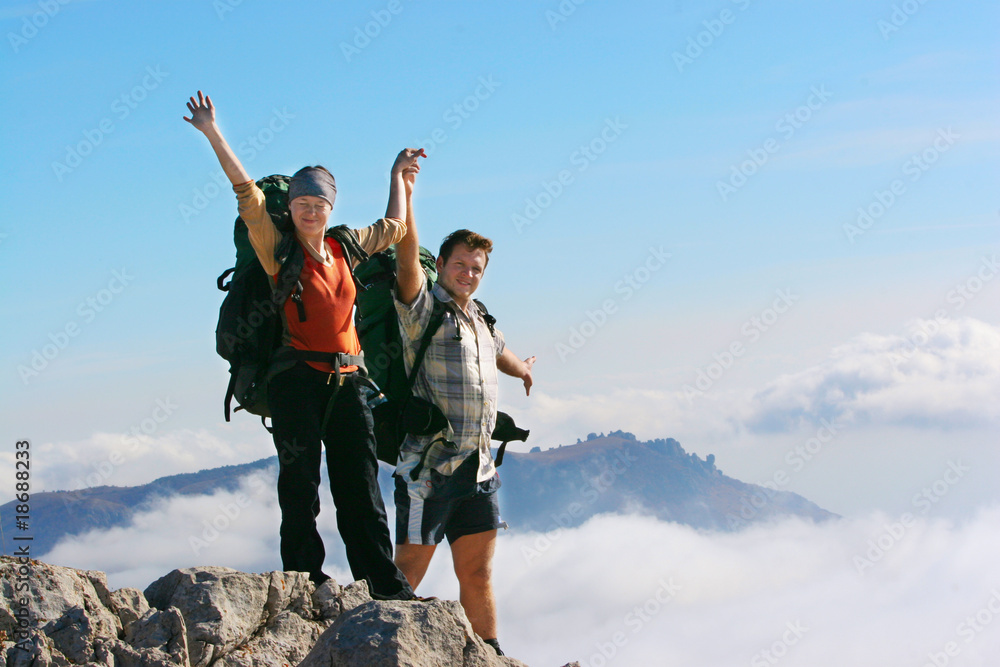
391, 148, 426, 177
403, 166, 418, 197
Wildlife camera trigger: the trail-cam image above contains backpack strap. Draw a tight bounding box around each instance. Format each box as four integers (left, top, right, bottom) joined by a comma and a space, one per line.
271, 226, 370, 323
490, 411, 529, 467
224, 371, 237, 422
273, 244, 306, 319
270, 348, 367, 370
405, 297, 448, 392
472, 298, 497, 337
405, 297, 457, 481
326, 225, 370, 294
217, 267, 236, 292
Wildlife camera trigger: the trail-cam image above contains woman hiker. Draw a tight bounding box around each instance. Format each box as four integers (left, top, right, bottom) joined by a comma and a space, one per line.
184, 90, 425, 599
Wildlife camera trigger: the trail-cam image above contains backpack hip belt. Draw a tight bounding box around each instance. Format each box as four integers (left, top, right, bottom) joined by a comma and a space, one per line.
270, 348, 366, 372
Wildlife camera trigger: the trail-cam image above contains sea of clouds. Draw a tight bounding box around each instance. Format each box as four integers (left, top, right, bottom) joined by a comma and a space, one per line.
40, 469, 1000, 667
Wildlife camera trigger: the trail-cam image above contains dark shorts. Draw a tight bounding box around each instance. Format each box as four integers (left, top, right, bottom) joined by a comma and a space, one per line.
394, 454, 505, 546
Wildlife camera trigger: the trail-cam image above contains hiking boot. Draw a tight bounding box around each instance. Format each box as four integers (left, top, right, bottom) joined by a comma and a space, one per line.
371, 590, 438, 602
484, 638, 504, 656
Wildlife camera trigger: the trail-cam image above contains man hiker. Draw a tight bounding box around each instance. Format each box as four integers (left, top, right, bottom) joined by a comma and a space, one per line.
391, 165, 536, 655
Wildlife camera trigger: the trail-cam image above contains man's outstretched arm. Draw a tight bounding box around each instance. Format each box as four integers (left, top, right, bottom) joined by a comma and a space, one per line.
498, 349, 535, 396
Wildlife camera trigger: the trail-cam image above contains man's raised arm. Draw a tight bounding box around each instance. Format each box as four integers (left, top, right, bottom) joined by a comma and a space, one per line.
395, 160, 424, 306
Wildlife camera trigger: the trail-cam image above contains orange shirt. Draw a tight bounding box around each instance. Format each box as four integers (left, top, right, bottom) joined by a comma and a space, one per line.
282, 237, 361, 373
232, 179, 406, 374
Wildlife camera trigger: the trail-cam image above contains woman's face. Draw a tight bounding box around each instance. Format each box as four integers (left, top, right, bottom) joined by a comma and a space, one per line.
289, 195, 331, 237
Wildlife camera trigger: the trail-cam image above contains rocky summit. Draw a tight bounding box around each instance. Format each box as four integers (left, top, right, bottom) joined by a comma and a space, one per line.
0, 558, 577, 667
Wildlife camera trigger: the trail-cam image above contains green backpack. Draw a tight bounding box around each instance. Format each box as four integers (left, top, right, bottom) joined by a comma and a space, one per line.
354, 252, 530, 469
354, 246, 438, 398
353, 246, 446, 464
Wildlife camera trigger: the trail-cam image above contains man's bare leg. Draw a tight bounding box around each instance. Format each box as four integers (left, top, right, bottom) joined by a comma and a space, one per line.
450, 530, 497, 639
394, 540, 436, 590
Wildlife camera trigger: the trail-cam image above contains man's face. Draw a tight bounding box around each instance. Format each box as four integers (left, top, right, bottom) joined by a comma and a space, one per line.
436, 244, 487, 302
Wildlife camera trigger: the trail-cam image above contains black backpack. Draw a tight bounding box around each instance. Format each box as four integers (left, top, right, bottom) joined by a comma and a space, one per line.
215, 175, 367, 426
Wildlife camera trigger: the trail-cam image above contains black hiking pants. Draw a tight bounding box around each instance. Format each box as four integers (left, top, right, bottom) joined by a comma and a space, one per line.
267, 362, 413, 599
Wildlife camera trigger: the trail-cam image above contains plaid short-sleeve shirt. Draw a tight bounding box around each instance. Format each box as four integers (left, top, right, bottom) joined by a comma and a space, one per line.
393, 279, 505, 498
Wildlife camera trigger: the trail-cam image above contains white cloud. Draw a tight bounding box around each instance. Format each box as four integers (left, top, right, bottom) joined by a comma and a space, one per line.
37, 460, 1000, 667
42, 469, 364, 591
498, 318, 1000, 458
0, 428, 270, 497
486, 509, 1000, 667
503, 386, 750, 454
41, 475, 1000, 667
742, 317, 1000, 432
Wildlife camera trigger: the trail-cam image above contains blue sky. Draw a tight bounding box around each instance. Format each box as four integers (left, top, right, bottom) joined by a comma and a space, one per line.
2, 0, 998, 521
3, 2, 999, 664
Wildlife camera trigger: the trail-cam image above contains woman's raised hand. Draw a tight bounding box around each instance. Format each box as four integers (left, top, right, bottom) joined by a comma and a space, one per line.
183, 90, 216, 134
181, 91, 250, 186
391, 148, 426, 177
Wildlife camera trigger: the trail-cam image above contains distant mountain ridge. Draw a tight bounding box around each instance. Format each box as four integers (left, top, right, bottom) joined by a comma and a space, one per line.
0, 432, 836, 557
1, 458, 277, 556
499, 430, 835, 532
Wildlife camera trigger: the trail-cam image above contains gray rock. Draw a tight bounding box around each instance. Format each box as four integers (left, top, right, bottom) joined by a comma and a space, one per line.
213, 610, 322, 667
1, 560, 568, 666
124, 606, 190, 665
263, 570, 313, 624
310, 578, 372, 626
311, 579, 343, 621
0, 558, 121, 664
101, 636, 183, 667
106, 587, 149, 633
3, 631, 71, 667
42, 606, 99, 664
298, 599, 527, 667
143, 566, 269, 667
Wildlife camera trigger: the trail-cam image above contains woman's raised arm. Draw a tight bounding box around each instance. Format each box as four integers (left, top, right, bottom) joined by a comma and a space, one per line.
183, 90, 251, 186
